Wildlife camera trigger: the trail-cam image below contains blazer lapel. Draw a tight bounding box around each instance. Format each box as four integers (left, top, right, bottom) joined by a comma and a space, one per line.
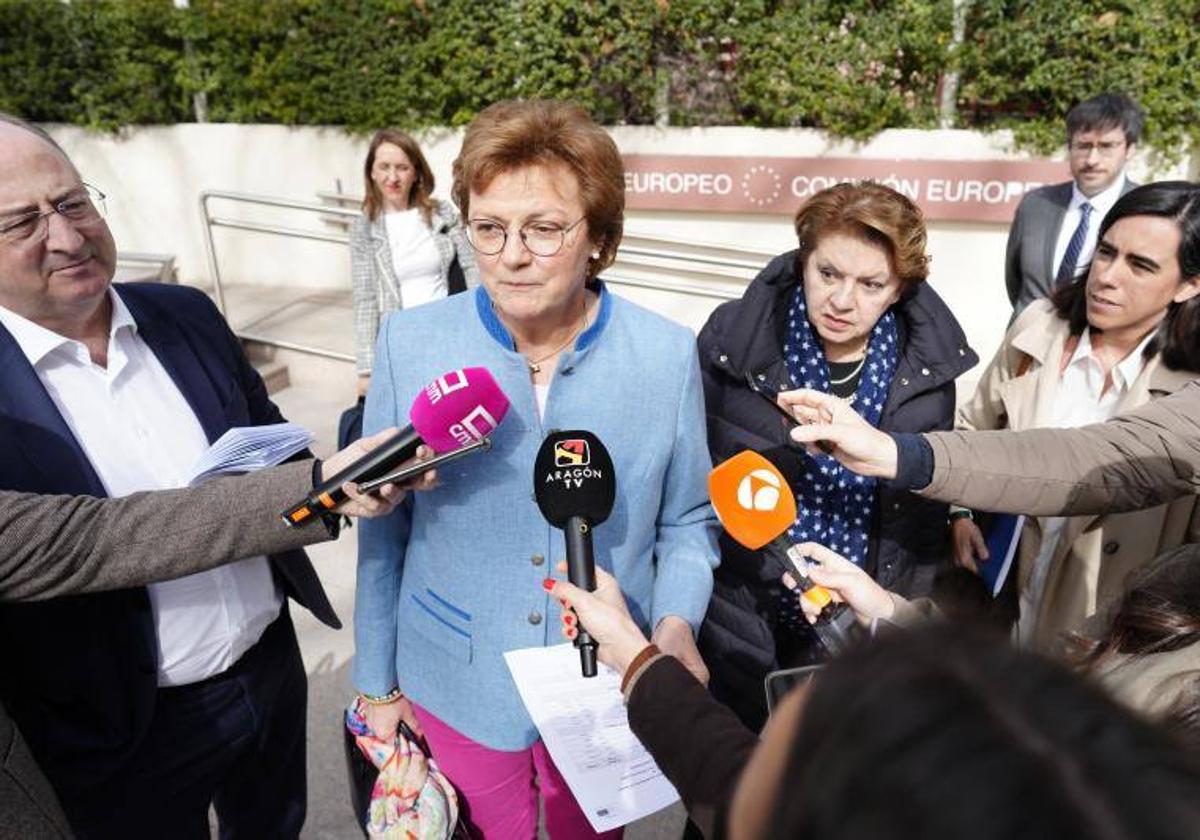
370, 218, 402, 307
119, 289, 228, 444
0, 325, 105, 495
1000, 309, 1067, 430
430, 203, 455, 281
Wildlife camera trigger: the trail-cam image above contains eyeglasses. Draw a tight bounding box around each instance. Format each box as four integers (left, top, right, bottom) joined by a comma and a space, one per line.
0, 183, 107, 245
1069, 140, 1126, 157
465, 217, 584, 257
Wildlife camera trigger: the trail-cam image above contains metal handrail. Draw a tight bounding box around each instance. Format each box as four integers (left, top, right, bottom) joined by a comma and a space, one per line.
603, 272, 743, 301
621, 230, 778, 262
200, 188, 758, 361
199, 190, 358, 314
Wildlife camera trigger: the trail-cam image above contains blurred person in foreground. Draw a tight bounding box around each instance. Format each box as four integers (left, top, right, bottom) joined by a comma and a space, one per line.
697, 182, 976, 730
1007, 92, 1142, 315
354, 99, 717, 838
951, 181, 1200, 651
786, 541, 1200, 748
350, 129, 478, 397
545, 563, 1200, 840
0, 431, 413, 839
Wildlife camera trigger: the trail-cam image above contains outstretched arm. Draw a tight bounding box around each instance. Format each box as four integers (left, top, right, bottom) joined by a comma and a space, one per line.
786, 382, 1200, 516
0, 429, 413, 602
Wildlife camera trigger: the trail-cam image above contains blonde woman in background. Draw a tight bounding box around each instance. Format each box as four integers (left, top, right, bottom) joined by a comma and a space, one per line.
350, 129, 478, 396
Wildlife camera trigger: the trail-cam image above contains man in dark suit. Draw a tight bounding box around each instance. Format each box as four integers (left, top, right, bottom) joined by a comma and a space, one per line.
0, 113, 328, 836
0, 436, 407, 839
1006, 92, 1143, 316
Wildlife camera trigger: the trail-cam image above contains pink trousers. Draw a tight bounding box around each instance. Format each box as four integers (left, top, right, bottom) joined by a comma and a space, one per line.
412, 703, 623, 839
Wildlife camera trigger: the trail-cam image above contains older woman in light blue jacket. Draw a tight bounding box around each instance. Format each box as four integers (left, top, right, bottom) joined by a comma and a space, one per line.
354, 100, 718, 838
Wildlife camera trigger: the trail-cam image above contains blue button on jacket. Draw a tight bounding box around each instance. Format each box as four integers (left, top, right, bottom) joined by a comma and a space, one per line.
354, 283, 719, 750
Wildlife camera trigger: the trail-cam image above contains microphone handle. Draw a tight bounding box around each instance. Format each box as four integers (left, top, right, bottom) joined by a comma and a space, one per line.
565, 514, 599, 677
812, 602, 861, 657
281, 425, 423, 527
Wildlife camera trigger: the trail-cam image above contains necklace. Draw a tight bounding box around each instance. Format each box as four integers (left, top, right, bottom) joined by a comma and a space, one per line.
524, 306, 589, 374
828, 356, 866, 386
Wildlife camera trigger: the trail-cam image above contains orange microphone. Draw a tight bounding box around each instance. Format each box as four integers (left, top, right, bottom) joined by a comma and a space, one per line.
708, 450, 859, 654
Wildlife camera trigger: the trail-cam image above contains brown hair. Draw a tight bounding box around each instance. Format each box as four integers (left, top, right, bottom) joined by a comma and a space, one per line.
1070, 544, 1200, 748
793, 182, 929, 292
451, 100, 624, 281
362, 129, 436, 225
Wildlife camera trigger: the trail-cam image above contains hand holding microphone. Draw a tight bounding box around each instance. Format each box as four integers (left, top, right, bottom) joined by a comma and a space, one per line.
282, 368, 509, 527
545, 562, 650, 678
533, 430, 616, 677
316, 430, 434, 519
784, 542, 897, 627
708, 450, 863, 657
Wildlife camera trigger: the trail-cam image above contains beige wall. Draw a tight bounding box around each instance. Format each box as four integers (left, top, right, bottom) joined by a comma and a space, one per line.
47, 122, 1191, 375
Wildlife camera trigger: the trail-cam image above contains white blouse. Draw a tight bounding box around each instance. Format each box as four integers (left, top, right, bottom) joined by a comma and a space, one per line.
385, 208, 445, 309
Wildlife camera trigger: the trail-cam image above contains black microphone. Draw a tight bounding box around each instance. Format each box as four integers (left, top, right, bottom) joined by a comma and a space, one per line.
533, 430, 616, 677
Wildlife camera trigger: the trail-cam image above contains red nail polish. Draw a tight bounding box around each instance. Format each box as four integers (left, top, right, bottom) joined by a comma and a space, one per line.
567, 627, 577, 638
564, 614, 575, 625
542, 578, 555, 591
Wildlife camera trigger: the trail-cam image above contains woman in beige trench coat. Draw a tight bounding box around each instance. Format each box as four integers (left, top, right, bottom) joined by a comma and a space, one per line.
951, 181, 1200, 651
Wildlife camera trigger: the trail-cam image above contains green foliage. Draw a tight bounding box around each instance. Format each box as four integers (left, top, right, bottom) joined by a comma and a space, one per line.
0, 0, 186, 128
0, 0, 1196, 154
955, 0, 1200, 155
731, 0, 950, 136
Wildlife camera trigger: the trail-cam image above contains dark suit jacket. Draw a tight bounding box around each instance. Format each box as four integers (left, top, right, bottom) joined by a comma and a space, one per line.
1005, 178, 1137, 316
0, 283, 339, 800
0, 461, 332, 839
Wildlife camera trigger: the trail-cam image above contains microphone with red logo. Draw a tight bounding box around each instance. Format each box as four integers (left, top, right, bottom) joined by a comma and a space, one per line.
281, 367, 509, 527
708, 450, 860, 656
533, 430, 616, 677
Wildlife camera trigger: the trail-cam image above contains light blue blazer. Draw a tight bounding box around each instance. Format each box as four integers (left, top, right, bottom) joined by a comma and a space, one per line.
354, 283, 719, 750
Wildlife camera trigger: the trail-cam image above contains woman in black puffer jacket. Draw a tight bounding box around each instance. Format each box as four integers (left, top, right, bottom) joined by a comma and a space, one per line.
698, 183, 978, 731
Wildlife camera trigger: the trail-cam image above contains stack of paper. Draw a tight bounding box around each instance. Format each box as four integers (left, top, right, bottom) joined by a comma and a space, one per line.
187, 423, 313, 486
504, 643, 680, 833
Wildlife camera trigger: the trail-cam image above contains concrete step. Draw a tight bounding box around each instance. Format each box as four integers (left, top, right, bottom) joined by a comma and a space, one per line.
244, 338, 356, 394
252, 356, 291, 394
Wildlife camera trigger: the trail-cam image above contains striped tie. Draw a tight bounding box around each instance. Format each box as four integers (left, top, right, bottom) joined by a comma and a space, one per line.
1055, 201, 1093, 286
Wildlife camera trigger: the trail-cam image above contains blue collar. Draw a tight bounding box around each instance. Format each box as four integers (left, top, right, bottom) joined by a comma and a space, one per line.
473, 280, 612, 353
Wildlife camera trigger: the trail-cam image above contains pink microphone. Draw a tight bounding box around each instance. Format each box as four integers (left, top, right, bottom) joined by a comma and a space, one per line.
282, 367, 509, 526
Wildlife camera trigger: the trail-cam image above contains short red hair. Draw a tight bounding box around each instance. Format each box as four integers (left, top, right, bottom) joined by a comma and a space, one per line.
452, 100, 624, 280
794, 183, 929, 291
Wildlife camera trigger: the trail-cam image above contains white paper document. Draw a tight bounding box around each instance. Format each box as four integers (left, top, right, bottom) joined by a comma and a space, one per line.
187, 423, 313, 486
504, 643, 680, 833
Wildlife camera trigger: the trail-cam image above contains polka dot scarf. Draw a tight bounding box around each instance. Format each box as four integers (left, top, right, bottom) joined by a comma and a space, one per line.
781, 283, 898, 567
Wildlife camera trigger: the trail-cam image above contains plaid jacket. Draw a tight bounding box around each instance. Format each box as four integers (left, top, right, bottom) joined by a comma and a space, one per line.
349, 199, 479, 375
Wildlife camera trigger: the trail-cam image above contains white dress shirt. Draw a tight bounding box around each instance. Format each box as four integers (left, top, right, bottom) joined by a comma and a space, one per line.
0, 291, 282, 686
1016, 327, 1153, 645
1052, 175, 1128, 282
385, 208, 446, 309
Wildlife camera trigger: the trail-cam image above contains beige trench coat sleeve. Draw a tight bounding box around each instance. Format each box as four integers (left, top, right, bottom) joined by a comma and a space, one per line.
919, 380, 1200, 516
0, 460, 328, 603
